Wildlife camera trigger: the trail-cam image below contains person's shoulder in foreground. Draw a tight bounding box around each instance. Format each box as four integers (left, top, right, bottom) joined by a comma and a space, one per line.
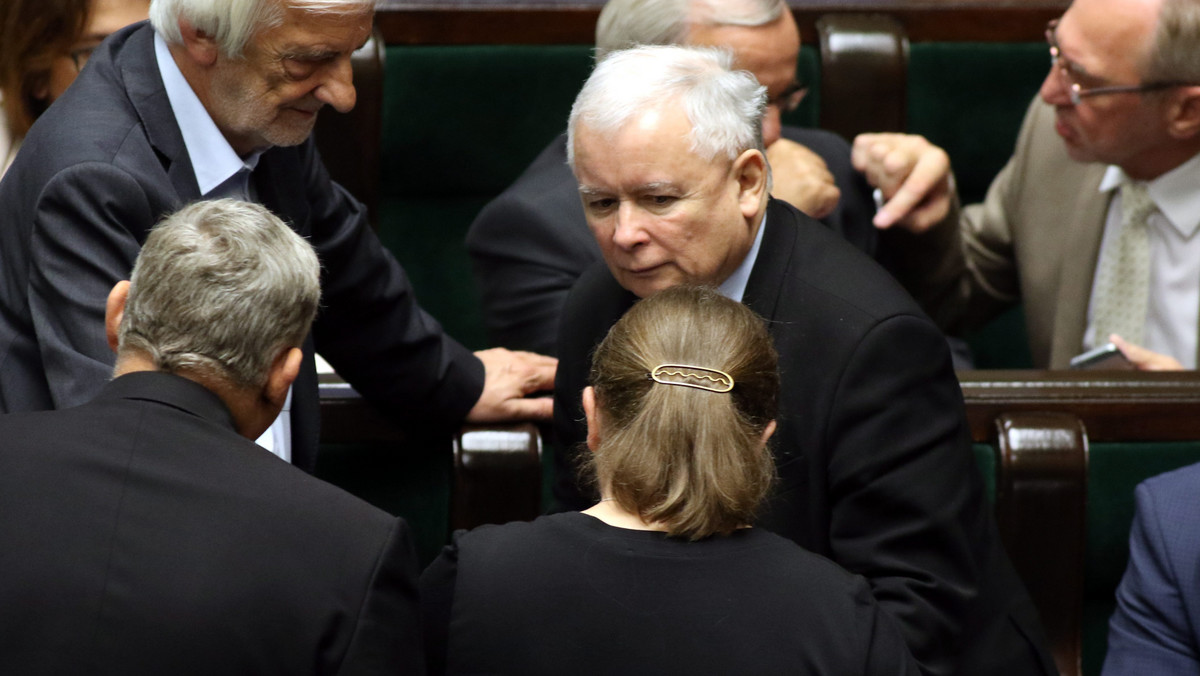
0, 199, 423, 675
1102, 461, 1200, 675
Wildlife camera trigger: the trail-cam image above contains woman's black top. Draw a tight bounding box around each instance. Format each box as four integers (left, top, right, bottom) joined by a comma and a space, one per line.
420, 511, 919, 675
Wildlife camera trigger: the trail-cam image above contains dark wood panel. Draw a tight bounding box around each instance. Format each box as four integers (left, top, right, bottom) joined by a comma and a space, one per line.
960, 371, 1200, 443
375, 1, 1069, 45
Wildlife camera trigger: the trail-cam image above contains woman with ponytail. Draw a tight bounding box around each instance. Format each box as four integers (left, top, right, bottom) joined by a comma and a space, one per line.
420, 285, 919, 675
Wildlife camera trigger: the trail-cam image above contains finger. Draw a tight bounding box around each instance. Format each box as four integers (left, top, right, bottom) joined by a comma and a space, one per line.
500, 396, 554, 422
874, 151, 948, 229
1110, 335, 1183, 371
850, 136, 873, 171
511, 351, 558, 367
520, 364, 557, 393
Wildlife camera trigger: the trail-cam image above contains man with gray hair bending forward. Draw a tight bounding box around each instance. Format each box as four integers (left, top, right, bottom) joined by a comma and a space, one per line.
553, 45, 1055, 676
0, 199, 424, 675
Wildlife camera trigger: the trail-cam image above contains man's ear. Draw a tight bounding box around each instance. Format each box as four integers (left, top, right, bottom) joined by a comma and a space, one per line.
1167, 86, 1200, 139
760, 419, 777, 448
177, 18, 221, 67
264, 347, 303, 409
583, 386, 602, 452
732, 148, 769, 220
105, 281, 130, 354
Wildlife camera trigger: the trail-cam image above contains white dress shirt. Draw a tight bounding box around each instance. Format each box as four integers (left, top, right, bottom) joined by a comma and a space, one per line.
1085, 154, 1200, 369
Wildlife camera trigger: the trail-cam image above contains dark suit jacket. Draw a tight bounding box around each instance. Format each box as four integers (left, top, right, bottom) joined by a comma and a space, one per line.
465, 129, 879, 356
0, 23, 484, 469
0, 371, 423, 675
553, 198, 1054, 676
1102, 462, 1200, 675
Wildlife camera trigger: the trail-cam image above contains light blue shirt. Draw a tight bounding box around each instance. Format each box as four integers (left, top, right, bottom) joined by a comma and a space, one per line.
718, 212, 767, 303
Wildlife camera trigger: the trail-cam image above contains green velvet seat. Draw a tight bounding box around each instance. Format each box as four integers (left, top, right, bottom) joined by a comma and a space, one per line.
1080, 442, 1200, 674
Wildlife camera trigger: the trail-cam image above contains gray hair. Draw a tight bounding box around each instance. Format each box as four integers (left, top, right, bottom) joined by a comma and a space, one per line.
1143, 0, 1200, 84
150, 0, 374, 58
119, 199, 321, 390
567, 45, 767, 167
595, 0, 786, 59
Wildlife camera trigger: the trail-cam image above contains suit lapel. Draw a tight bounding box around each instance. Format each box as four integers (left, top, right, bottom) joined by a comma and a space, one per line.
1049, 164, 1109, 366
743, 199, 795, 324
119, 25, 201, 202
253, 146, 312, 236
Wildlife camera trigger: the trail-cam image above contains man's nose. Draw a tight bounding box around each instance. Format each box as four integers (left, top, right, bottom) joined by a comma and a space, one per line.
1039, 65, 1070, 107
316, 58, 357, 113
612, 203, 651, 250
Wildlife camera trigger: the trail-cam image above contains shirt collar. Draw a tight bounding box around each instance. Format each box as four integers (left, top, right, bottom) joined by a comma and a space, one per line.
154, 32, 261, 195
718, 211, 767, 303
1099, 151, 1200, 240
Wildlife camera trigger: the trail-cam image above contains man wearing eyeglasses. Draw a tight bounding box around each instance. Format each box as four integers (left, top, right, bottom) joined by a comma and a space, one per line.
852, 0, 1200, 371
465, 0, 881, 357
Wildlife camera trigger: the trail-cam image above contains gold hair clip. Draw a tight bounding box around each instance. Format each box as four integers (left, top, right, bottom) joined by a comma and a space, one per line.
649, 363, 734, 393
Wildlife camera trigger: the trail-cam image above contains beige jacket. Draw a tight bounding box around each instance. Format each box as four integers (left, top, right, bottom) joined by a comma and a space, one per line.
898, 98, 1109, 368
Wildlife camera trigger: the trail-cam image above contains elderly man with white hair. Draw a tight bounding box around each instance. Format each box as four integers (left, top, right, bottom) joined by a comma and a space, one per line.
0, 0, 556, 470
466, 0, 886, 358
552, 45, 1056, 676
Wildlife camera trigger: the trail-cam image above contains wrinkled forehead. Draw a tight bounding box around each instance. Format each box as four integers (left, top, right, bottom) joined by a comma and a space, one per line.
573, 103, 708, 169
1057, 0, 1160, 76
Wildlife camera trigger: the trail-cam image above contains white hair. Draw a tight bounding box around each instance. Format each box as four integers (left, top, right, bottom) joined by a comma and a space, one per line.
120, 199, 321, 389
150, 0, 374, 58
595, 0, 786, 58
567, 45, 767, 167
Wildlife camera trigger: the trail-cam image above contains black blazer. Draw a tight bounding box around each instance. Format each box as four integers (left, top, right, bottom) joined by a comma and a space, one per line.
0, 372, 423, 675
552, 198, 1055, 676
465, 129, 879, 356
0, 22, 484, 469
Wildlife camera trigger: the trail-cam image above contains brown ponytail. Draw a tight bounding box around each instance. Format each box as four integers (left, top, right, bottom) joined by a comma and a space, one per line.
587, 285, 779, 540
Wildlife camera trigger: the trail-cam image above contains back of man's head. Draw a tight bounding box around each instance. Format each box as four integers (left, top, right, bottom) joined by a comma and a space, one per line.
118, 198, 320, 390
595, 0, 785, 58
567, 44, 767, 166
149, 0, 373, 57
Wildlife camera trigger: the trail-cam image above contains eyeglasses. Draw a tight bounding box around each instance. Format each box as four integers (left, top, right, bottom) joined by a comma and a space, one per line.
767, 81, 808, 113
69, 44, 98, 72
1045, 19, 1196, 106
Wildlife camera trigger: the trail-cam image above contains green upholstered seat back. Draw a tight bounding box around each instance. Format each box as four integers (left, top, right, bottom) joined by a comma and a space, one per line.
973, 443, 997, 504
907, 42, 1049, 204
1080, 442, 1200, 674
906, 42, 1049, 368
316, 442, 451, 566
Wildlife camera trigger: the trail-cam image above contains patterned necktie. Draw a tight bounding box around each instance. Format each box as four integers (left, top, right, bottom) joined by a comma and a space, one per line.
1092, 182, 1156, 346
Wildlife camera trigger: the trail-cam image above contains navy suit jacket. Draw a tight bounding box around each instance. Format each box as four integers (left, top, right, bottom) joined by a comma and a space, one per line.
0, 23, 484, 469
465, 129, 879, 356
1103, 462, 1200, 675
0, 371, 423, 675
553, 198, 1054, 676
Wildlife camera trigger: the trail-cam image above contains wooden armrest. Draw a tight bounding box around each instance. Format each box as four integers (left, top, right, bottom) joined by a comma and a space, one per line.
994, 411, 1088, 676
815, 13, 908, 139
452, 424, 543, 530
319, 375, 544, 533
